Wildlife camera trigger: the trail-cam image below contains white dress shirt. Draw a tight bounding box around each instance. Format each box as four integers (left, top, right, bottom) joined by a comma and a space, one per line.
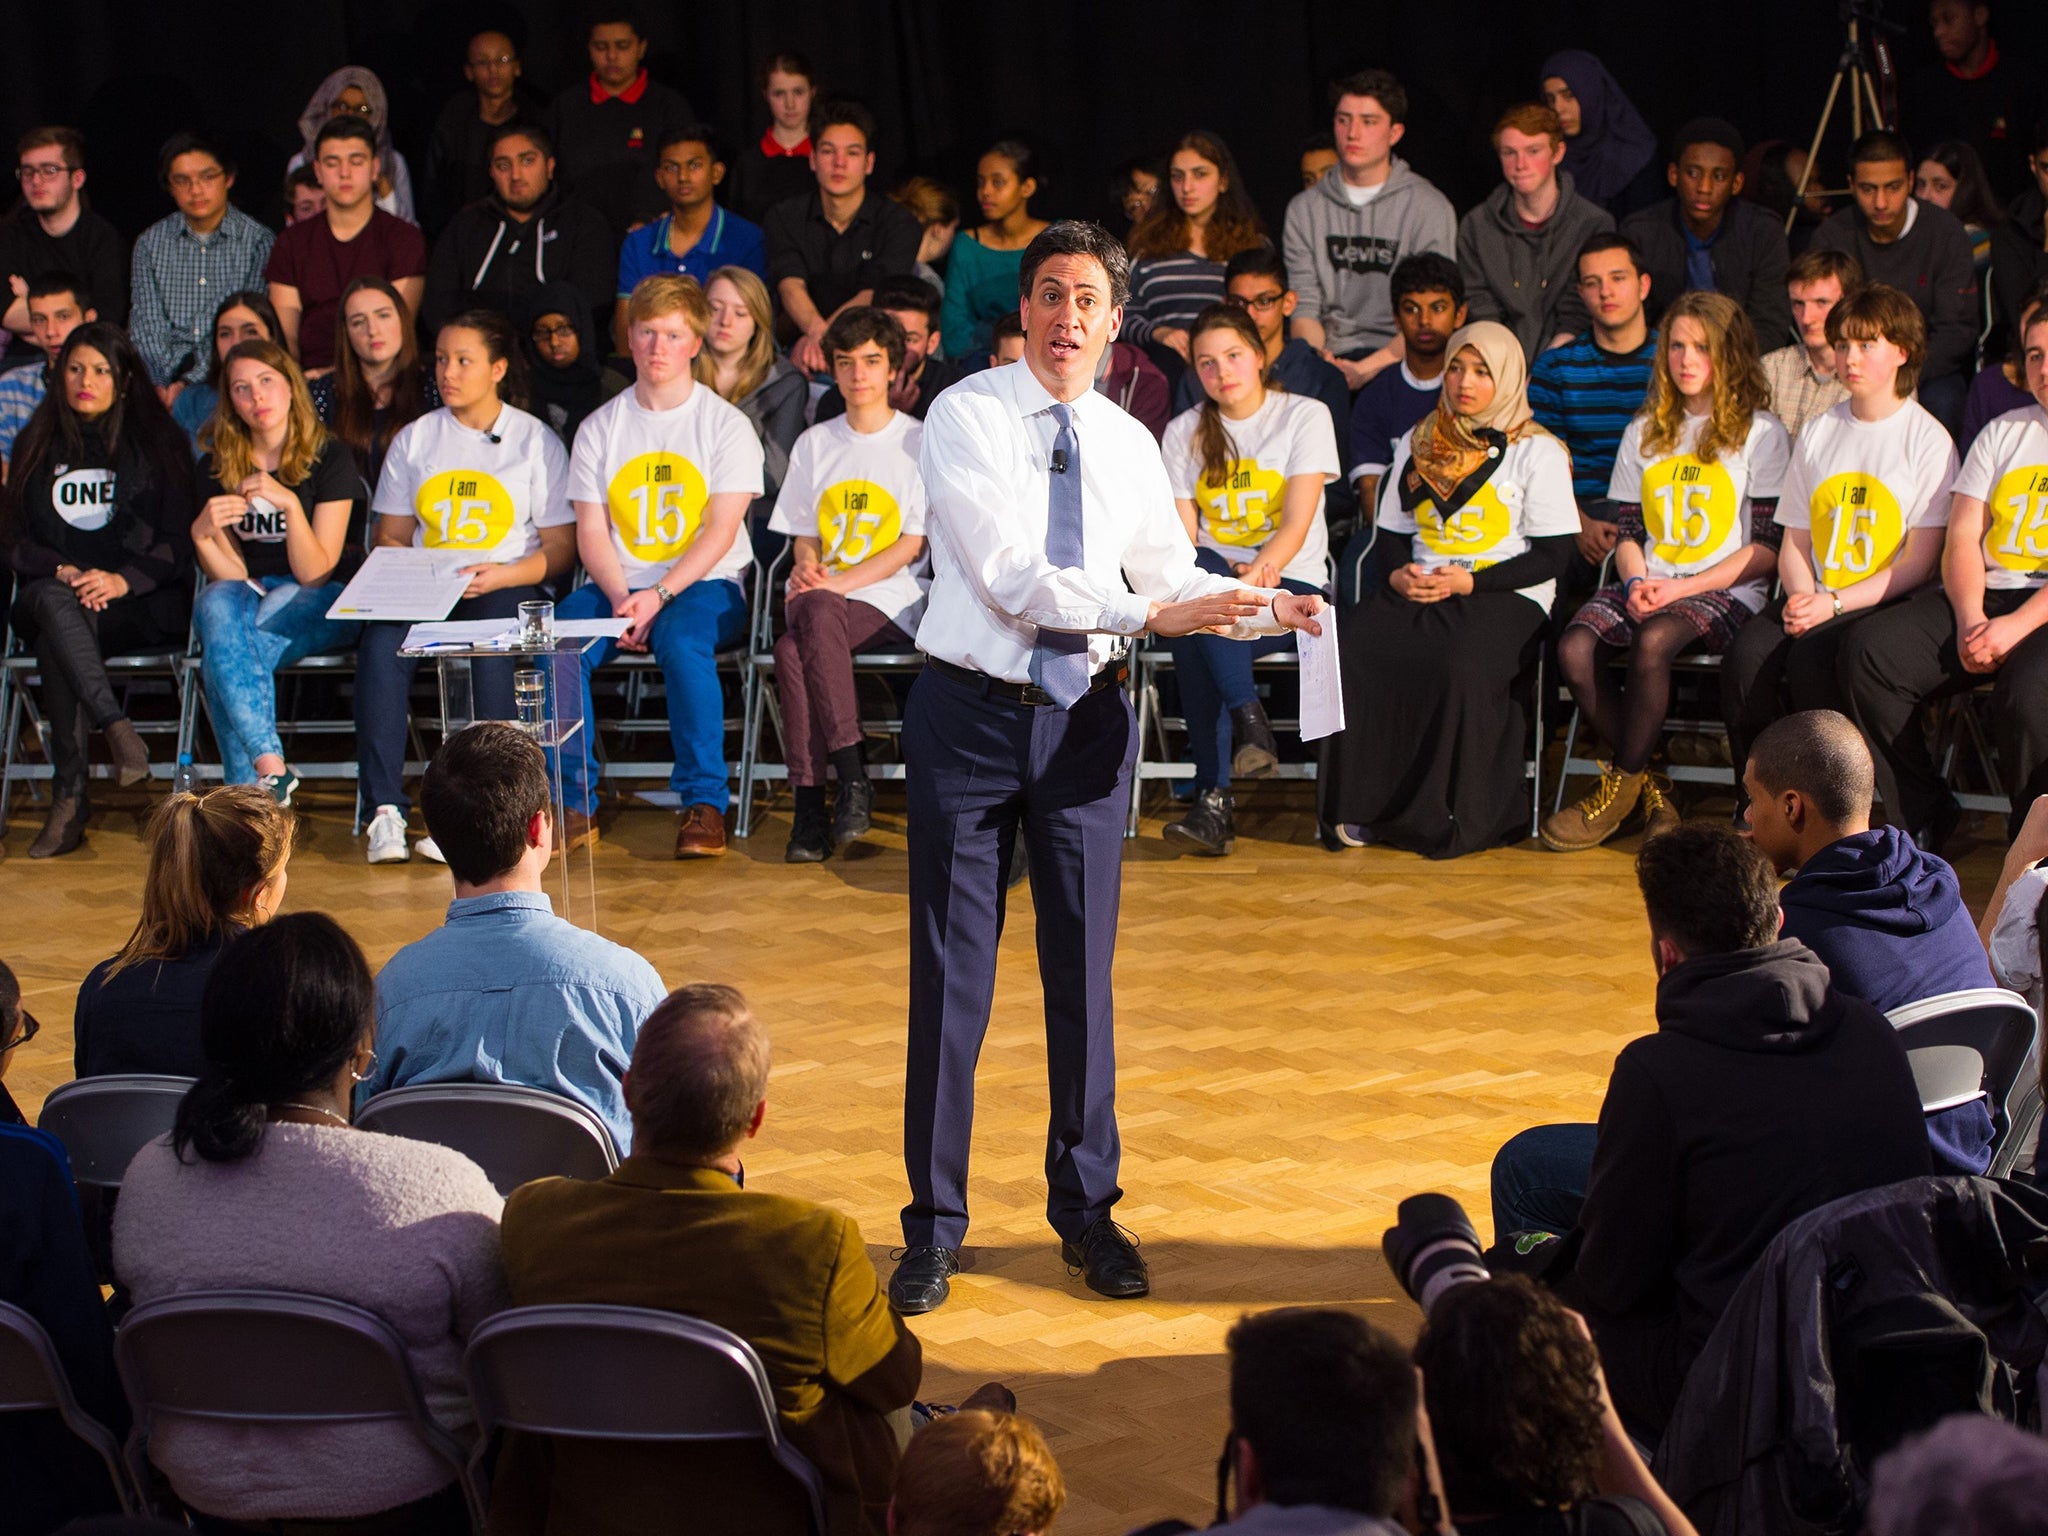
915, 358, 1283, 682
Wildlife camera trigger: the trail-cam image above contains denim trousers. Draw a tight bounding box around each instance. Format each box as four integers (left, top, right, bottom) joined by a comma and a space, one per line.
1489, 1122, 1599, 1240
193, 576, 359, 784
1163, 546, 1320, 790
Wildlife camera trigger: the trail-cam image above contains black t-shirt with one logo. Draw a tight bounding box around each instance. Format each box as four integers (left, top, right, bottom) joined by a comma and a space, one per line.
198, 437, 366, 582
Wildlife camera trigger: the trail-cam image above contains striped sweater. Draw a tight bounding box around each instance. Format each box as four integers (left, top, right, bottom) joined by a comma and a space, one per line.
1122, 252, 1226, 345
1527, 335, 1657, 503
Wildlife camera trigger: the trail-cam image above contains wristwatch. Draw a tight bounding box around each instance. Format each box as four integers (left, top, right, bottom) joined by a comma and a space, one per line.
1830, 590, 1844, 619
653, 582, 675, 607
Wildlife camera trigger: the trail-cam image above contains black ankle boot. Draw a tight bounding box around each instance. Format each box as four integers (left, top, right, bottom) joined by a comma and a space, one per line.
832, 775, 875, 848
1230, 701, 1280, 778
786, 787, 831, 863
1163, 786, 1235, 855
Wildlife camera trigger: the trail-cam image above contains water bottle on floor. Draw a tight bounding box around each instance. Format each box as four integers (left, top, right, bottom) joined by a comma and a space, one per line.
172, 752, 198, 797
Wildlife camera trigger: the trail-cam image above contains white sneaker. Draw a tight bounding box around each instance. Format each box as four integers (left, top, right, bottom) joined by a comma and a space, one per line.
366, 805, 410, 864
416, 834, 447, 865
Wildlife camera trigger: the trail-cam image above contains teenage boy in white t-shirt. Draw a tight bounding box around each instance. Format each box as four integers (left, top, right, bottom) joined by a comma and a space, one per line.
556, 273, 765, 859
767, 307, 929, 863
1723, 284, 1958, 783
1842, 305, 2048, 849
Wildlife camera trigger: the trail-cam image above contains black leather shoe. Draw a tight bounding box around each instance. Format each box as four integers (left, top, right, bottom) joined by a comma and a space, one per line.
833, 776, 875, 848
785, 801, 832, 863
888, 1245, 961, 1314
1915, 794, 1962, 857
1163, 786, 1235, 855
1061, 1218, 1150, 1299
1230, 700, 1280, 778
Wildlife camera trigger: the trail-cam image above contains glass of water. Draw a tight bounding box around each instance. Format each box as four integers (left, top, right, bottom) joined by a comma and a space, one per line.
518, 599, 554, 649
514, 669, 545, 738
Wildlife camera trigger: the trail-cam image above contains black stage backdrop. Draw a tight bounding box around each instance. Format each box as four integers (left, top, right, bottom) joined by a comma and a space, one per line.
4, 1, 2046, 245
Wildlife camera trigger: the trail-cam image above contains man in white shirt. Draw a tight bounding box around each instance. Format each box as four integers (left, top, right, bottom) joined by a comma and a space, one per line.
892, 222, 1326, 1313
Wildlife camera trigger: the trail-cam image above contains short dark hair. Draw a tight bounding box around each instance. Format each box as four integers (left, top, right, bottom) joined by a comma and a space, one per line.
1299, 130, 1336, 156
1748, 709, 1876, 826
823, 306, 907, 372
420, 722, 552, 886
1390, 252, 1465, 309
1413, 1276, 1607, 1516
1672, 117, 1744, 163
17, 126, 84, 170
1787, 247, 1864, 293
313, 117, 378, 157
1576, 230, 1645, 276
158, 131, 234, 187
1018, 220, 1131, 308
627, 985, 769, 1158
1329, 68, 1408, 124
284, 162, 321, 198
1849, 128, 1913, 171
657, 122, 723, 164
2026, 116, 2048, 161
1226, 1308, 1416, 1516
583, 2, 644, 38
990, 312, 1025, 346
1827, 282, 1929, 395
810, 98, 877, 150
1224, 245, 1288, 287
488, 121, 552, 161
870, 274, 942, 325
1636, 822, 1780, 958
756, 50, 816, 93
27, 269, 91, 310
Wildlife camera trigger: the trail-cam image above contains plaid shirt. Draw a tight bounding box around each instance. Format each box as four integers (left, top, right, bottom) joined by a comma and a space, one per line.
129, 205, 276, 387
1761, 343, 1851, 445
0, 361, 45, 464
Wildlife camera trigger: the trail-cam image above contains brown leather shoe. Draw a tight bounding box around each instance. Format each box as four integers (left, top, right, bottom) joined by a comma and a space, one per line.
30, 795, 89, 858
675, 803, 728, 858
559, 807, 600, 854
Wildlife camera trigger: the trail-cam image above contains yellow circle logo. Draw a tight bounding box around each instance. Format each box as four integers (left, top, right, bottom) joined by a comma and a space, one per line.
416, 468, 516, 550
607, 452, 708, 563
1808, 472, 1905, 589
818, 479, 902, 571
1985, 463, 2048, 574
1640, 454, 1737, 566
1199, 460, 1287, 547
1413, 483, 1513, 558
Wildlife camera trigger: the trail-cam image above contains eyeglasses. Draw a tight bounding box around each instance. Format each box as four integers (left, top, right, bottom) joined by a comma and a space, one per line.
468, 53, 517, 67
17, 163, 71, 183
1228, 291, 1286, 314
532, 322, 578, 343
169, 168, 225, 192
2, 1006, 39, 1053
331, 100, 376, 119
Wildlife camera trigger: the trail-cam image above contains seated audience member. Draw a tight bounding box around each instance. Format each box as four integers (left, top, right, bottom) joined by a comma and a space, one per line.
1491, 824, 1931, 1437
1096, 328, 1174, 442
5, 323, 195, 859
558, 274, 764, 859
309, 276, 439, 488
1540, 50, 1662, 217
283, 162, 325, 226
130, 133, 275, 403
988, 311, 1026, 369
2, 959, 33, 1120
1529, 233, 1657, 588
728, 51, 818, 225
170, 290, 280, 448
1869, 1413, 2048, 1536
0, 270, 95, 465
1177, 248, 1349, 466
816, 275, 962, 422
888, 1411, 1065, 1536
770, 309, 929, 863
365, 724, 665, 1152
1298, 133, 1338, 191
1962, 278, 2048, 452
1622, 118, 1792, 345
1904, 0, 2042, 204
75, 787, 292, 1081
358, 312, 575, 865
1282, 69, 1456, 391
1722, 285, 1958, 777
1840, 304, 2048, 849
1322, 321, 1577, 858
520, 280, 626, 444
1203, 1308, 1414, 1534
545, 8, 696, 238
266, 118, 427, 374
1759, 248, 1862, 443
614, 125, 767, 345
891, 174, 961, 296
287, 67, 417, 222
1458, 104, 1615, 361
1918, 139, 2002, 277
698, 265, 807, 521
1810, 130, 1979, 433
114, 913, 506, 1535
1545, 293, 1790, 852
1347, 254, 1465, 524
1110, 156, 1160, 237
1122, 130, 1266, 378
1414, 1276, 1696, 1536
941, 140, 1047, 363
190, 341, 365, 792
492, 984, 923, 1536
1983, 795, 2048, 1014
423, 122, 613, 335
0, 128, 125, 346
1159, 305, 1338, 856
1988, 120, 2048, 354
764, 99, 923, 374
424, 28, 546, 230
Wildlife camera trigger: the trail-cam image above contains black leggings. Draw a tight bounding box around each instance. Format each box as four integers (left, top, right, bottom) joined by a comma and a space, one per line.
1557, 614, 1702, 775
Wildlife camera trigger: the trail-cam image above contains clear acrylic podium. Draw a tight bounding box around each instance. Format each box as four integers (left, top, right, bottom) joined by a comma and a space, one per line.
397, 634, 601, 928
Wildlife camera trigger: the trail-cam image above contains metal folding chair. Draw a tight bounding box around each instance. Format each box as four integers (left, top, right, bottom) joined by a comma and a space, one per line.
0, 1298, 136, 1514
36, 1075, 193, 1190
354, 1082, 620, 1195
1886, 987, 2043, 1178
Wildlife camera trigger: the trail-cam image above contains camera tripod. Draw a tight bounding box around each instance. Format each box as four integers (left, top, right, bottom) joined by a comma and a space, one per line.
1787, 1, 1902, 232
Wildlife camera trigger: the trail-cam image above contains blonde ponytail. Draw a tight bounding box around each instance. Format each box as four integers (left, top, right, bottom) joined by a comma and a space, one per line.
106, 787, 294, 975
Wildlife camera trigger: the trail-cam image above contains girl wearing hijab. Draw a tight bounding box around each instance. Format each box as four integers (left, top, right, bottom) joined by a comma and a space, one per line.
287, 67, 418, 223
1540, 51, 1660, 216
1319, 321, 1579, 858
519, 281, 626, 445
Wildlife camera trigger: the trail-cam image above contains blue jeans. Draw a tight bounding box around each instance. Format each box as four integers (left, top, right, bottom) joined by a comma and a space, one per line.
193, 576, 359, 784
1490, 1122, 1598, 1241
1164, 546, 1321, 789
555, 578, 748, 814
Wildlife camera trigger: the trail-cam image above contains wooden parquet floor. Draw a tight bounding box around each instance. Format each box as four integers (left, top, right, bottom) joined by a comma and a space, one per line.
0, 780, 2014, 1535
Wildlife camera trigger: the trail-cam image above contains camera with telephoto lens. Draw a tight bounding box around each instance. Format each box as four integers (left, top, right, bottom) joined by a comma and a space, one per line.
1383, 1193, 1491, 1316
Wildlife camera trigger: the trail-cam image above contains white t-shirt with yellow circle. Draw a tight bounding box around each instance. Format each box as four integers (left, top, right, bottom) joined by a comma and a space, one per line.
766, 410, 930, 633
1608, 409, 1792, 611
372, 404, 573, 564
1161, 392, 1338, 588
1772, 398, 1956, 593
567, 384, 765, 591
1375, 429, 1581, 611
1953, 404, 2048, 591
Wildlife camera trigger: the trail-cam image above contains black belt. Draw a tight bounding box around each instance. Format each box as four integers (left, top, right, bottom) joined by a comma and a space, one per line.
927, 655, 1128, 707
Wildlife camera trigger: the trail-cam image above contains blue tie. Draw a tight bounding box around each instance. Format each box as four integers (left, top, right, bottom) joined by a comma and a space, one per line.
1032, 402, 1089, 708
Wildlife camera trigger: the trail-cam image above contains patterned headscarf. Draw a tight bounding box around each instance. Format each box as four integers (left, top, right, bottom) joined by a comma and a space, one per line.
1405, 321, 1550, 502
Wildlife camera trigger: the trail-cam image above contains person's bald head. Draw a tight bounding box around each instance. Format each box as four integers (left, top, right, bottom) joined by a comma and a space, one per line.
1743, 710, 1876, 871
624, 985, 770, 1159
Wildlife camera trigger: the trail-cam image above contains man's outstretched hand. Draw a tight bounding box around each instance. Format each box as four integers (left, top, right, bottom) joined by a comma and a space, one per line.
1146, 587, 1267, 637
1273, 590, 1326, 636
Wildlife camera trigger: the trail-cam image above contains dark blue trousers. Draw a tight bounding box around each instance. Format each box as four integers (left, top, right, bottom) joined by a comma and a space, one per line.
901, 664, 1137, 1248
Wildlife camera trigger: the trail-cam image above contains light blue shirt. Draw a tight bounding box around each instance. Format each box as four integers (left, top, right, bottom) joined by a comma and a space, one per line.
365, 890, 666, 1154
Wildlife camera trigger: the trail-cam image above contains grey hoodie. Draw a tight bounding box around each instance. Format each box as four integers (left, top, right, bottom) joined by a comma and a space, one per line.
1282, 158, 1457, 357
1456, 169, 1615, 361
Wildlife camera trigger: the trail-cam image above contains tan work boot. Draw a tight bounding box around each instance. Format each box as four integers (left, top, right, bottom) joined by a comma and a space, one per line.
1541, 763, 1646, 852
1639, 772, 1682, 839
